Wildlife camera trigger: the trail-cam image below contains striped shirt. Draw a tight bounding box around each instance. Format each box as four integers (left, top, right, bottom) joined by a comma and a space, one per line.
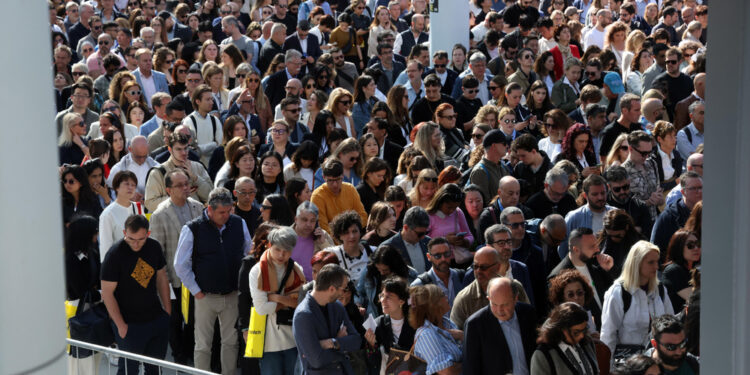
414, 316, 462, 374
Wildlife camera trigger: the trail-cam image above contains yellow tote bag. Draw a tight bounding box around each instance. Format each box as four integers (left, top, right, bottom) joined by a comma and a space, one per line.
65, 300, 78, 352
181, 285, 190, 324
244, 307, 267, 358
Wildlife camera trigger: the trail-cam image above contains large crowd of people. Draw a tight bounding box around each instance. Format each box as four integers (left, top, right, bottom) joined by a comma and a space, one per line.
56, 0, 705, 374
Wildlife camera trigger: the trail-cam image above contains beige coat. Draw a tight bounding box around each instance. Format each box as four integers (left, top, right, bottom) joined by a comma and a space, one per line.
149, 197, 205, 287
144, 157, 213, 212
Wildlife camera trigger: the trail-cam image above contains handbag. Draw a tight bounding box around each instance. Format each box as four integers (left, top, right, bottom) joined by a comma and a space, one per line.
244, 307, 267, 358
275, 260, 296, 326
68, 291, 114, 347
384, 341, 427, 375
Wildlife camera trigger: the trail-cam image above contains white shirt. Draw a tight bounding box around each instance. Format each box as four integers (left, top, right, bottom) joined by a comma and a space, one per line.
583, 27, 605, 51
99, 201, 138, 262
139, 71, 157, 108
575, 264, 601, 308
539, 37, 558, 54
658, 146, 675, 180
299, 36, 308, 55
330, 245, 369, 285
538, 137, 562, 161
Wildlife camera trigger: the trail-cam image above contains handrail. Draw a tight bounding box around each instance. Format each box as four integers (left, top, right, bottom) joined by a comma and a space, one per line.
65, 338, 218, 375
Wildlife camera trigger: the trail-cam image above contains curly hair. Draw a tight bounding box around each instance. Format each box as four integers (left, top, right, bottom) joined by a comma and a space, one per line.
331, 210, 364, 243
560, 123, 595, 161
548, 269, 595, 307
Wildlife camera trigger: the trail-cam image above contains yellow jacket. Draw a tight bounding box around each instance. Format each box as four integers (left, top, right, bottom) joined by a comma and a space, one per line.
310, 182, 367, 235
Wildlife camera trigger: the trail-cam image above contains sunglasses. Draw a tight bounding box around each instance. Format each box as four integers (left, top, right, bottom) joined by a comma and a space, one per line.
261, 204, 273, 210
521, 54, 533, 60
633, 148, 652, 157
166, 59, 175, 64
285, 107, 301, 113
659, 340, 687, 351
423, 177, 438, 183
177, 69, 187, 74
472, 262, 498, 271
501, 118, 517, 124
92, 25, 102, 30
666, 60, 679, 65
413, 230, 427, 238
611, 184, 630, 193
489, 85, 499, 91
63, 178, 78, 184
465, 89, 478, 94
271, 128, 288, 134
99, 41, 110, 45
318, 75, 329, 79
237, 73, 247, 79
246, 78, 260, 83
339, 100, 351, 105
127, 90, 142, 96
619, 145, 629, 151
430, 252, 451, 260
349, 156, 358, 162
505, 221, 525, 229
306, 84, 315, 89
686, 241, 700, 250
72, 71, 85, 76
102, 106, 118, 112
585, 71, 597, 77
472, 133, 484, 139
433, 64, 446, 68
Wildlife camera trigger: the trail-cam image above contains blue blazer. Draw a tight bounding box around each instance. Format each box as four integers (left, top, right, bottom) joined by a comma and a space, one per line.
132, 69, 169, 104
293, 293, 362, 375
380, 232, 431, 273
139, 115, 161, 136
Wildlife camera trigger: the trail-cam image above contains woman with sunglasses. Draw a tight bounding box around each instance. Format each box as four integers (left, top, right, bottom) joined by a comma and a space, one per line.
60, 165, 102, 225
314, 137, 363, 188
325, 88, 357, 138
118, 80, 147, 114
408, 168, 438, 209
259, 120, 298, 167
499, 82, 537, 136
255, 151, 286, 205
259, 193, 294, 226
549, 269, 599, 333
425, 183, 474, 267
605, 133, 630, 169
661, 230, 700, 313
59, 113, 90, 165
530, 302, 599, 375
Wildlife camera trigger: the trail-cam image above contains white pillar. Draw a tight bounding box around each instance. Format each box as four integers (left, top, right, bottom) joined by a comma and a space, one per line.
428, 0, 470, 65
0, 1, 67, 373
702, 0, 750, 373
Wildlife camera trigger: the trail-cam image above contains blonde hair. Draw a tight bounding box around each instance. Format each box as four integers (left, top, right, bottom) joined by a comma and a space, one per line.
331, 137, 364, 176
408, 284, 446, 329
412, 122, 444, 167
408, 168, 438, 206
625, 29, 647, 53
619, 240, 660, 294
59, 112, 82, 147
324, 88, 353, 117
474, 104, 499, 127
682, 21, 702, 42
605, 133, 629, 168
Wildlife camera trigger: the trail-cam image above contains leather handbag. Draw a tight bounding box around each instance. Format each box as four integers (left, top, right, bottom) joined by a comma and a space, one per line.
384, 341, 427, 375
68, 292, 114, 347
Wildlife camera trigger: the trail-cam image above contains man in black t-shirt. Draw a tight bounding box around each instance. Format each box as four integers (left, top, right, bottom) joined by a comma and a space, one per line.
101, 215, 170, 375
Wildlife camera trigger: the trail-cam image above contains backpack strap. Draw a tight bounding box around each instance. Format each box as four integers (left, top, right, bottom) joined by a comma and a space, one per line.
620, 283, 633, 315
189, 114, 218, 143
540, 345, 558, 375
684, 126, 693, 143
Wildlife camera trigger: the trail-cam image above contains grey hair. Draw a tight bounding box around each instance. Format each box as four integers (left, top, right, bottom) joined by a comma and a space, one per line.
235, 176, 255, 188
564, 57, 582, 71
688, 100, 703, 115
140, 26, 155, 37
484, 224, 512, 244
469, 52, 487, 64
541, 214, 566, 232
680, 171, 702, 189
72, 62, 89, 74
207, 187, 234, 209
296, 201, 319, 217
403, 206, 430, 229
79, 2, 94, 12
236, 62, 253, 74
222, 15, 239, 28
285, 49, 302, 62
271, 22, 287, 35
544, 167, 569, 186
499, 207, 524, 224
267, 226, 297, 252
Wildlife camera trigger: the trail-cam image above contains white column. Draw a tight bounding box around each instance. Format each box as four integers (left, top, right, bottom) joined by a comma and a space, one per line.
702, 0, 750, 373
428, 0, 470, 65
0, 1, 67, 373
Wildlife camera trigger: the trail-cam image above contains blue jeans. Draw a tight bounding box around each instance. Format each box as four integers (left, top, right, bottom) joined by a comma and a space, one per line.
260, 347, 298, 375
111, 311, 169, 375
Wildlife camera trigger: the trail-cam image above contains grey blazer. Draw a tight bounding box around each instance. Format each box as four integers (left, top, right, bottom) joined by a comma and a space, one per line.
530, 341, 599, 375
149, 197, 204, 287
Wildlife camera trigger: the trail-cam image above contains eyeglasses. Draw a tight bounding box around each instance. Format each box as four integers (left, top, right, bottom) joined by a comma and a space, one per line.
658, 339, 687, 351
440, 114, 458, 119
633, 147, 652, 157
465, 89, 478, 94
472, 133, 484, 140
433, 64, 446, 68
324, 177, 343, 184
611, 184, 630, 193
565, 289, 586, 299
72, 71, 85, 76
472, 262, 499, 271
501, 118, 517, 124
236, 190, 257, 196
166, 59, 175, 64
127, 90, 142, 96
686, 241, 700, 250
423, 177, 438, 183
430, 251, 451, 260
684, 186, 703, 192
488, 238, 513, 246
271, 128, 288, 134
504, 221, 525, 229
666, 60, 679, 65
585, 71, 597, 77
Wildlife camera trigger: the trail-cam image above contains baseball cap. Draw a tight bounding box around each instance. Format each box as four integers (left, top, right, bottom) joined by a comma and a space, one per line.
482, 129, 510, 148
565, 6, 583, 18
603, 72, 625, 95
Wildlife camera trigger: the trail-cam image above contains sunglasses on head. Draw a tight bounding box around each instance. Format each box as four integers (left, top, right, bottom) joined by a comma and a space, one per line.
611, 184, 630, 193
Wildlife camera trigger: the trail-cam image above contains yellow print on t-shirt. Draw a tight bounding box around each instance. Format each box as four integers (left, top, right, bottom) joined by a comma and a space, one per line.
131, 258, 155, 288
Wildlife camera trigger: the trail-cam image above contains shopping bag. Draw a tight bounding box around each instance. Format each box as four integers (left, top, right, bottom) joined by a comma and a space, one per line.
383, 345, 426, 375
181, 285, 190, 324
244, 307, 267, 358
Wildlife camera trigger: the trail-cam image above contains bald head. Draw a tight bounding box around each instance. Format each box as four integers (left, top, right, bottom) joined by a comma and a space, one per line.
475, 246, 502, 263
641, 98, 664, 123
487, 277, 516, 321
174, 124, 193, 138
694, 73, 705, 98
286, 78, 302, 89
498, 176, 521, 207
130, 136, 149, 159
686, 153, 703, 176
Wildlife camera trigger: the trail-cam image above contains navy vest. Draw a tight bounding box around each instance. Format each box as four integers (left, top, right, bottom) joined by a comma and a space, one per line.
188, 214, 245, 294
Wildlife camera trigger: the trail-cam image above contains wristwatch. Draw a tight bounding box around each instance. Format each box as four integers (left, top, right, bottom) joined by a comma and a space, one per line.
331, 338, 340, 350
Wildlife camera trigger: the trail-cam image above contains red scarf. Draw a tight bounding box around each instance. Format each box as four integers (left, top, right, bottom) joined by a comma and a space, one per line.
257, 250, 305, 294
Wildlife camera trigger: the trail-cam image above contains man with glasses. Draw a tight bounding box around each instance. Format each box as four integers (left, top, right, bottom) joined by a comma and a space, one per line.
331, 47, 358, 93
382, 206, 432, 273
133, 48, 170, 108
174, 67, 204, 113
76, 15, 104, 57
599, 93, 642, 159
647, 315, 699, 374
310, 159, 368, 235
410, 238, 467, 307
500, 206, 546, 311
68, 3, 96, 52
283, 20, 322, 73
275, 96, 310, 144
101, 214, 171, 375
558, 175, 616, 257
548, 227, 614, 322
422, 50, 458, 96
270, 0, 297, 36
623, 131, 663, 222
525, 167, 577, 220
149, 169, 204, 364
451, 238, 532, 329
653, 48, 695, 122
605, 166, 654, 236
63, 1, 80, 34
86, 34, 120, 79
651, 171, 702, 255
55, 83, 99, 136
174, 188, 252, 374
452, 52, 492, 104
140, 0, 157, 20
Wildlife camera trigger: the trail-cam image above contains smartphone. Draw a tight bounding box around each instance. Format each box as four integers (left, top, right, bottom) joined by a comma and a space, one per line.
456, 232, 468, 237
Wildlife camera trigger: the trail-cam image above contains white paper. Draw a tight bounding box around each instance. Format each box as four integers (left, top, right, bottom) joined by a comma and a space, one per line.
362, 313, 377, 332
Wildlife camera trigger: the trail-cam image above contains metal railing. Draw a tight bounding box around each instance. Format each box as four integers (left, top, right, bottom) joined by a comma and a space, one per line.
65, 338, 217, 375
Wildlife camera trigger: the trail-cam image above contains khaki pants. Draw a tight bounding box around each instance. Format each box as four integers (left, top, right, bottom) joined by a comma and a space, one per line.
194, 291, 239, 375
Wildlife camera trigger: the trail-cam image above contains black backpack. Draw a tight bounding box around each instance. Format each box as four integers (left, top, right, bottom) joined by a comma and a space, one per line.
620, 282, 666, 315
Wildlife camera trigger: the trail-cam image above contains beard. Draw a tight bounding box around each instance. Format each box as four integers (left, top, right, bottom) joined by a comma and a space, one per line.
657, 347, 686, 367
